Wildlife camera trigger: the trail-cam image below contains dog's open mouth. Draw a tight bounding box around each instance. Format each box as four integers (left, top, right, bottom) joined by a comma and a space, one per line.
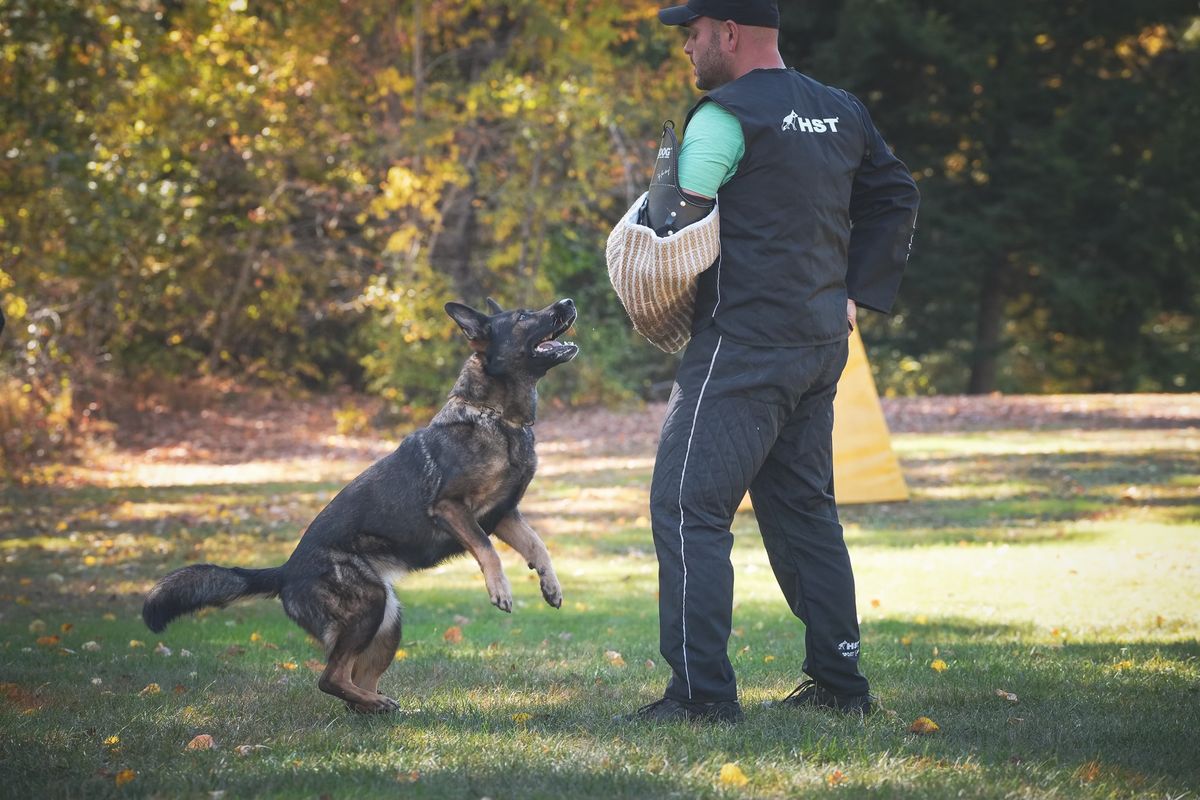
532, 313, 578, 360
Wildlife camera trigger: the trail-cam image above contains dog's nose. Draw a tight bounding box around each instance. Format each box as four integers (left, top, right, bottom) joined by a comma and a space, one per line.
556, 298, 575, 316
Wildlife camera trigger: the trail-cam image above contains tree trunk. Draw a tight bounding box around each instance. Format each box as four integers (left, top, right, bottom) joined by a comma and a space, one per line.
967, 259, 1006, 394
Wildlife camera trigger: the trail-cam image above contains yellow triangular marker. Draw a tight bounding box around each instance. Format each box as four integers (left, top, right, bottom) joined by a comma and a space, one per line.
832, 328, 908, 504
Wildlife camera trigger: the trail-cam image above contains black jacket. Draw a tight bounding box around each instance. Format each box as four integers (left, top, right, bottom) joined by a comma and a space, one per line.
688, 69, 919, 346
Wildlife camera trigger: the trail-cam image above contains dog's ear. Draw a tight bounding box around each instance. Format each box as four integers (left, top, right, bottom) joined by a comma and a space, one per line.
485, 297, 504, 315
445, 302, 490, 350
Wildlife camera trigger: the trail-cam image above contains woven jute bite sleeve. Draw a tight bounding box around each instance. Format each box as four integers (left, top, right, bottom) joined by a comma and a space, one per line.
605, 192, 721, 354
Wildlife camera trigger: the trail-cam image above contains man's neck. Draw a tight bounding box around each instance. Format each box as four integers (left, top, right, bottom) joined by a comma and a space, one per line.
732, 52, 785, 81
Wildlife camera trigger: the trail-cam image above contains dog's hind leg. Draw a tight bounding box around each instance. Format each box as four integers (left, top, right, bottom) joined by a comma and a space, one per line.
297, 561, 400, 714
351, 584, 402, 696
493, 511, 563, 608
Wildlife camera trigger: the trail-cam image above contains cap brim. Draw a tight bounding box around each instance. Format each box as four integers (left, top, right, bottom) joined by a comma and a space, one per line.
658, 5, 700, 25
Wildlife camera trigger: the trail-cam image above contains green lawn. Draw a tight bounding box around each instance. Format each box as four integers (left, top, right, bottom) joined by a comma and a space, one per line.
1, 406, 1197, 798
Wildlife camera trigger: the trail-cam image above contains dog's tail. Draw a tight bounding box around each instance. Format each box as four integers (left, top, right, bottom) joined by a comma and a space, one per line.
142, 564, 284, 633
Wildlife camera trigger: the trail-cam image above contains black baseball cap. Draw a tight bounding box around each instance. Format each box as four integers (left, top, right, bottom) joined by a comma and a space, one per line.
658, 0, 780, 29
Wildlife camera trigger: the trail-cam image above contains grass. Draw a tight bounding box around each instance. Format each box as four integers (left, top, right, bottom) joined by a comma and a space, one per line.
0, 408, 1197, 798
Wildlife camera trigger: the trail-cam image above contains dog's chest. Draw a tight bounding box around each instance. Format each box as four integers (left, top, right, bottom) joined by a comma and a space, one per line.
465, 428, 536, 516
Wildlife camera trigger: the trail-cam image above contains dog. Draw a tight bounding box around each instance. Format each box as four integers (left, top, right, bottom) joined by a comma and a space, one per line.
142, 297, 578, 713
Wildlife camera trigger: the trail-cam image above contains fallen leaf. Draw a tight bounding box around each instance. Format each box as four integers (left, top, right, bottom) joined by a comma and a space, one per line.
393, 649, 408, 661
60, 623, 73, 633
28, 620, 46, 633
114, 769, 136, 787
36, 635, 61, 647
249, 632, 261, 643
173, 684, 187, 695
995, 688, 1019, 703
900, 635, 913, 647
909, 716, 940, 735
930, 659, 948, 673
186, 734, 214, 751
138, 683, 161, 697
234, 744, 256, 757
154, 643, 172, 656
870, 598, 881, 608
604, 650, 626, 667
104, 735, 121, 746
129, 640, 145, 649
719, 762, 749, 787
1075, 761, 1102, 783
443, 626, 463, 644
511, 712, 532, 724
827, 769, 848, 787
644, 659, 655, 669
82, 641, 101, 652
277, 661, 297, 671
763, 655, 776, 663
305, 659, 325, 673
453, 614, 471, 625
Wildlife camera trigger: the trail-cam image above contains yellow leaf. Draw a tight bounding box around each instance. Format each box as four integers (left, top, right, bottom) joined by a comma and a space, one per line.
443, 626, 463, 644
909, 716, 940, 735
114, 769, 136, 787
60, 623, 73, 633
36, 635, 60, 647
900, 635, 913, 647
305, 659, 325, 672
250, 632, 261, 642
511, 712, 532, 724
604, 650, 626, 667
826, 769, 848, 786
104, 735, 120, 746
930, 659, 948, 673
138, 683, 161, 697
186, 734, 214, 750
763, 655, 776, 663
1075, 760, 1102, 783
277, 661, 297, 671
394, 649, 408, 661
870, 598, 881, 608
995, 688, 1019, 703
718, 762, 749, 787
129, 640, 145, 649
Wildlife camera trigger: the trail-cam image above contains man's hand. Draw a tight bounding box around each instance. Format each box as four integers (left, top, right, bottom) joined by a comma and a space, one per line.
847, 298, 858, 333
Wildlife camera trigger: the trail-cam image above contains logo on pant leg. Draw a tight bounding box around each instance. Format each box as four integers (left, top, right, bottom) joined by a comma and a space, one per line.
838, 640, 860, 658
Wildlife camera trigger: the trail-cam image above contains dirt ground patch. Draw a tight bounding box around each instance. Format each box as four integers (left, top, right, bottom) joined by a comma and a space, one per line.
43, 391, 1200, 483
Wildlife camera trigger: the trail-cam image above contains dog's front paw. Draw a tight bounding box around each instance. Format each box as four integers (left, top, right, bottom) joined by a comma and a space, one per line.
540, 573, 563, 609
487, 574, 513, 613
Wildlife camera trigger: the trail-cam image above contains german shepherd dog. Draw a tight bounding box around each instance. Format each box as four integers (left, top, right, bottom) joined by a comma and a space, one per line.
142, 298, 578, 713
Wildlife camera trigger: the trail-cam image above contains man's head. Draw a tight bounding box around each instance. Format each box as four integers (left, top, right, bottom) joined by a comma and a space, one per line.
658, 1, 782, 90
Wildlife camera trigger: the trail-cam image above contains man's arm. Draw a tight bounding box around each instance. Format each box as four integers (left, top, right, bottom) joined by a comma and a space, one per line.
678, 100, 744, 201
845, 94, 920, 314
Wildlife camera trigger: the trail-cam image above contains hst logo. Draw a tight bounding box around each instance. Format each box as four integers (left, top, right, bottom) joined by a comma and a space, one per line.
782, 111, 840, 133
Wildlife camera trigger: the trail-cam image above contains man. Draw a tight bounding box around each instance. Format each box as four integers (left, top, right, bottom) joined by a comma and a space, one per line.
623, 0, 919, 723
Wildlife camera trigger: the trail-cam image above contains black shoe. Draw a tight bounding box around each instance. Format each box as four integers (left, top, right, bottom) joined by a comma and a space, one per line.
615, 697, 744, 724
771, 679, 876, 715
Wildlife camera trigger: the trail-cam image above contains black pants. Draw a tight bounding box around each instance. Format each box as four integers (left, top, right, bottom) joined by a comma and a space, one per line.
650, 326, 869, 703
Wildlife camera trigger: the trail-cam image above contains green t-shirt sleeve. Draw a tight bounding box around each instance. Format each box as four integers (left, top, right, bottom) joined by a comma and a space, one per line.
678, 101, 745, 198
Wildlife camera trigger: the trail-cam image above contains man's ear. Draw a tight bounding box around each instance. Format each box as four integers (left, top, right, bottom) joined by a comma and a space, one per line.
485, 297, 504, 315
445, 302, 491, 348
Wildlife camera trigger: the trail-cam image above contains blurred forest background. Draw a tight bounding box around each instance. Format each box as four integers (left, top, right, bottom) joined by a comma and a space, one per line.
2, 0, 1198, 469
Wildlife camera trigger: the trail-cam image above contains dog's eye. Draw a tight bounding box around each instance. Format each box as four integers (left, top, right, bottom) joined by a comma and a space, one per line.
517, 312, 530, 321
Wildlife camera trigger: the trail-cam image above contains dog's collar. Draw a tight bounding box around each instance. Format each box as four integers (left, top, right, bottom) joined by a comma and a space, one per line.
450, 396, 533, 429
